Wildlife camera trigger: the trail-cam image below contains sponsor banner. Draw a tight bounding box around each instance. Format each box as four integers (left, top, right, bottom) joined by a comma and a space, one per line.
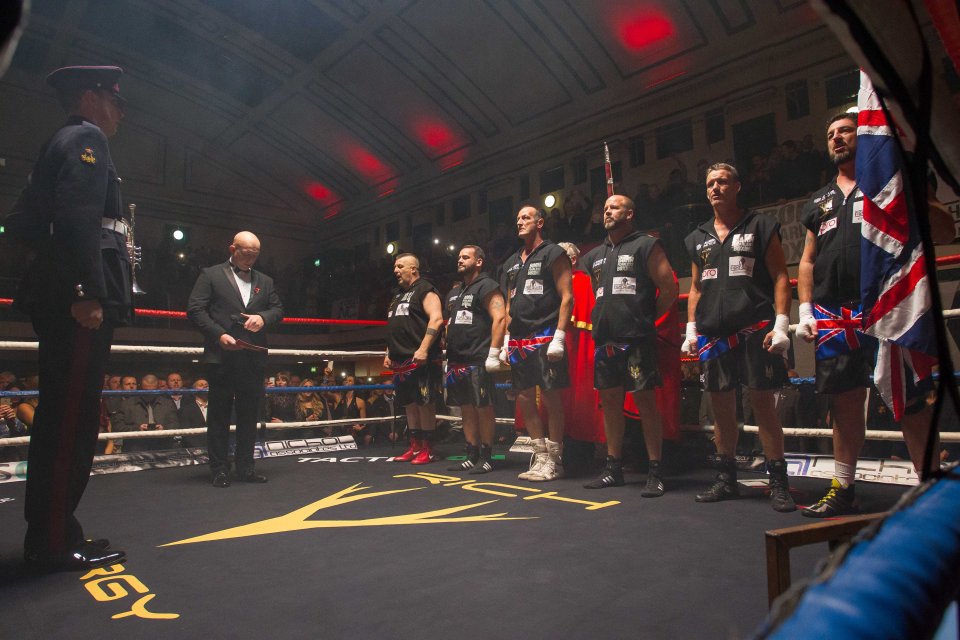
786, 453, 918, 486
299, 456, 397, 463
257, 435, 357, 458
509, 435, 535, 454
0, 461, 28, 484
91, 449, 208, 476
735, 453, 919, 485
754, 198, 808, 265
0, 450, 207, 483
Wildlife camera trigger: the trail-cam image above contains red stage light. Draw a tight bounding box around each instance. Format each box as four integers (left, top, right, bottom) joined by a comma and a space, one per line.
344, 144, 393, 182
414, 120, 454, 150
304, 182, 331, 200
618, 13, 674, 50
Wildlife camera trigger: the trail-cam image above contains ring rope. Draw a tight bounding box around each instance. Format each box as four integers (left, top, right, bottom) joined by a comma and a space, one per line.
0, 413, 509, 447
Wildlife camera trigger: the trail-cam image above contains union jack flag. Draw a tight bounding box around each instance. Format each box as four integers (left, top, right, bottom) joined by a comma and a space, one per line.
813, 304, 875, 360
595, 343, 631, 360
391, 358, 419, 383
444, 364, 475, 387
857, 70, 937, 419
696, 320, 769, 361
507, 327, 554, 366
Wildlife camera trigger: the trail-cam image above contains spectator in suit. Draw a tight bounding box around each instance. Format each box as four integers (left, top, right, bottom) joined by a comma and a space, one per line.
369, 387, 401, 443
178, 378, 209, 448
119, 374, 180, 451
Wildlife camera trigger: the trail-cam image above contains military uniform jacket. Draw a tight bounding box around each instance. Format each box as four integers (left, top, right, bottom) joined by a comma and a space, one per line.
800, 182, 863, 306
582, 231, 661, 345
501, 240, 566, 336
684, 210, 779, 337
387, 278, 441, 360
186, 261, 284, 366
6, 116, 131, 322
445, 273, 500, 364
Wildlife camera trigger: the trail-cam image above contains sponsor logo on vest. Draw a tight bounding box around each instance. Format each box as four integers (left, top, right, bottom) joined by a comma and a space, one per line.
818, 217, 838, 236
728, 256, 754, 277
731, 233, 754, 253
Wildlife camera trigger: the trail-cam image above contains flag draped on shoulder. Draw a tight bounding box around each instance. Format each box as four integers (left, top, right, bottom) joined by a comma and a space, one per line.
857, 70, 936, 419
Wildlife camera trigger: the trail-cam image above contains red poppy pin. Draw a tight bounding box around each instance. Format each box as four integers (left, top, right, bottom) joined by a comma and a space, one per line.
254, 287, 261, 295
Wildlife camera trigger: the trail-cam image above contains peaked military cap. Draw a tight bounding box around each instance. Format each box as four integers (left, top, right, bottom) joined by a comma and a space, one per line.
46, 65, 126, 105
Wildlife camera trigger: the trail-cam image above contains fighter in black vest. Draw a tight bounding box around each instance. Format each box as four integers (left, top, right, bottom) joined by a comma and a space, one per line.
499, 205, 573, 482
682, 163, 796, 512
796, 113, 953, 516
385, 253, 444, 464
580, 195, 677, 493
5, 66, 131, 570
444, 245, 506, 474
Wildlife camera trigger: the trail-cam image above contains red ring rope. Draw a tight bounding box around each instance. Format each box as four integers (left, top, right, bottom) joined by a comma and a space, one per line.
1, 254, 958, 318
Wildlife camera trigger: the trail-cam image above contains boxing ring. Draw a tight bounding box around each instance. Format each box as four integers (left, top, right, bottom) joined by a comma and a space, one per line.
0, 299, 958, 638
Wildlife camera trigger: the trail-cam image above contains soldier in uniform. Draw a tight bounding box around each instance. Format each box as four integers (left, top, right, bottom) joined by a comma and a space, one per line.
444, 245, 506, 474
500, 206, 574, 482
385, 253, 444, 464
580, 195, 677, 493
682, 163, 796, 512
5, 66, 131, 570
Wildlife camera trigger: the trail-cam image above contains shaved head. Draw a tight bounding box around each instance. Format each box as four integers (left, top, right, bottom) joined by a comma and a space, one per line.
230, 231, 261, 269
232, 231, 260, 248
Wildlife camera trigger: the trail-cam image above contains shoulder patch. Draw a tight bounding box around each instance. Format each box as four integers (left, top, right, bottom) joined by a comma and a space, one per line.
80, 148, 97, 165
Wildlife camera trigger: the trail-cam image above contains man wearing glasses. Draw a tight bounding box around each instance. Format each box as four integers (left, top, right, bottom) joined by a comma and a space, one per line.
4, 66, 131, 571
187, 232, 284, 488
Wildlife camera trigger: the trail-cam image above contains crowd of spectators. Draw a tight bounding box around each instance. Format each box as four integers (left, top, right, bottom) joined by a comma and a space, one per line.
3, 359, 951, 464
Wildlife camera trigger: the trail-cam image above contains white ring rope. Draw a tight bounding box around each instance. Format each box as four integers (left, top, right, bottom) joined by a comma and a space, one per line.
0, 342, 385, 358
2, 311, 958, 448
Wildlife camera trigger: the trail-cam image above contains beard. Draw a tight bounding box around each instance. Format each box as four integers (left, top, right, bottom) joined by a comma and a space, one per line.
830, 148, 852, 166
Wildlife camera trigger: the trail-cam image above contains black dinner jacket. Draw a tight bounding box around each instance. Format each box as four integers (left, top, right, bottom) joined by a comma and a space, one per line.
186, 260, 284, 365
178, 397, 208, 428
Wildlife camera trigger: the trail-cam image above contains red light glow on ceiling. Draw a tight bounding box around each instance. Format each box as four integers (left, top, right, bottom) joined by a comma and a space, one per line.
413, 119, 455, 150
617, 12, 674, 51
303, 181, 331, 201
411, 116, 468, 159
344, 145, 392, 182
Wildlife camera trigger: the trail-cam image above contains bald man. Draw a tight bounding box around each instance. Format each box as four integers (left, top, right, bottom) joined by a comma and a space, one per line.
188, 231, 284, 487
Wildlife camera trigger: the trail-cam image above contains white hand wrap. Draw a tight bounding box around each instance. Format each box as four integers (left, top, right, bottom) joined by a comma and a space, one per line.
681, 322, 698, 356
485, 347, 502, 372
797, 302, 817, 342
546, 329, 566, 361
499, 334, 511, 366
768, 314, 792, 355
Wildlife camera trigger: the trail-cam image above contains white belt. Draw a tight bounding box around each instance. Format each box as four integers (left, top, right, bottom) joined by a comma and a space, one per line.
102, 218, 129, 236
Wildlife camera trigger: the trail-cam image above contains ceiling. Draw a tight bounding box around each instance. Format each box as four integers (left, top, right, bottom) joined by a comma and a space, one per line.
2, 0, 825, 237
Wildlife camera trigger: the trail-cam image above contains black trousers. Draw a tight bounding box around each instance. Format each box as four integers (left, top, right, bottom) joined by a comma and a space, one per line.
25, 316, 113, 554
206, 355, 263, 476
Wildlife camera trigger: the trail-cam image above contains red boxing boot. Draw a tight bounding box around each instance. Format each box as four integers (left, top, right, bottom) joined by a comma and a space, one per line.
411, 440, 437, 465
394, 438, 422, 462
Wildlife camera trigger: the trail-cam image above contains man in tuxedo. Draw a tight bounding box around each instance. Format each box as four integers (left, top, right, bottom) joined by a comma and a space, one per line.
187, 232, 283, 487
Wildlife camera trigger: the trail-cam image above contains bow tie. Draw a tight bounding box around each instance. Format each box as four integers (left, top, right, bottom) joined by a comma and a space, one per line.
233, 266, 251, 275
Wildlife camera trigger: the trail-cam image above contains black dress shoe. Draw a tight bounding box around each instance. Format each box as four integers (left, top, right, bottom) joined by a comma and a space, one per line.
25, 542, 126, 573
212, 472, 231, 488
238, 470, 268, 483
86, 538, 110, 550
